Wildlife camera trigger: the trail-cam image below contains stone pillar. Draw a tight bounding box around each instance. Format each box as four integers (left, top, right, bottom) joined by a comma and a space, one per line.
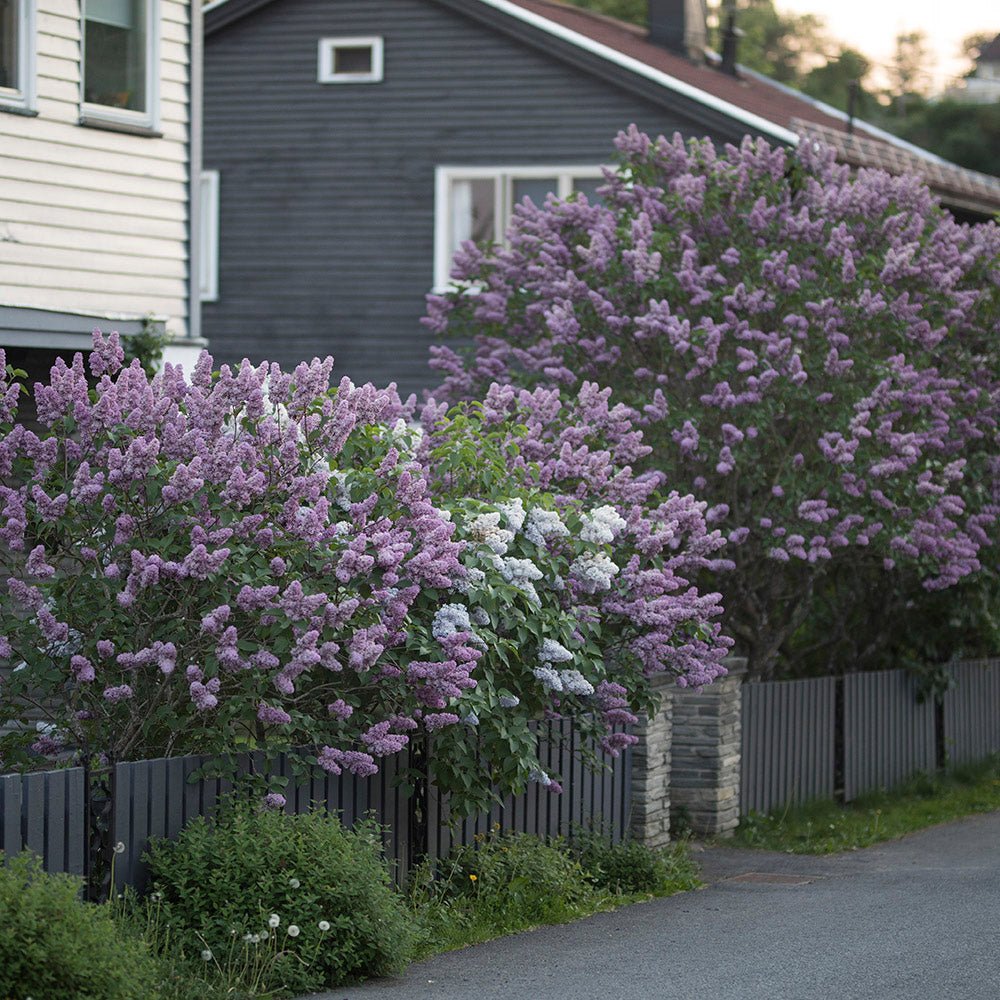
628, 671, 673, 849
669, 657, 747, 837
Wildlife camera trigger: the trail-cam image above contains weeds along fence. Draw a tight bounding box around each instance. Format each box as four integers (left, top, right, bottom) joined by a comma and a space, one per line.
740, 659, 1000, 816
0, 717, 631, 897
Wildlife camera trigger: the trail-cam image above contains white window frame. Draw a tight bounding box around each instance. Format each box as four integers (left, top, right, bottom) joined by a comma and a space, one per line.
433, 165, 605, 292
0, 0, 36, 113
80, 0, 160, 131
317, 36, 384, 84
199, 170, 220, 302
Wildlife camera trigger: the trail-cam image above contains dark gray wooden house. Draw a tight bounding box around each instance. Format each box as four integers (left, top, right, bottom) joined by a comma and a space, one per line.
201, 0, 1000, 394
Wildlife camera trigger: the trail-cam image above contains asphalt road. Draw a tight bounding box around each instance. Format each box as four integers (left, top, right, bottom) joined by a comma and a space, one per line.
309, 811, 1000, 1000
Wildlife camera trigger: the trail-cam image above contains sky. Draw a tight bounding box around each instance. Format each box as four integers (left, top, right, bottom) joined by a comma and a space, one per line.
775, 0, 995, 93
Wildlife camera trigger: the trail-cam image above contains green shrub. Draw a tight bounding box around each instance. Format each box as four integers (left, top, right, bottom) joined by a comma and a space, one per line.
0, 852, 160, 1000
410, 828, 598, 955
573, 835, 702, 896
145, 805, 415, 994
435, 829, 591, 917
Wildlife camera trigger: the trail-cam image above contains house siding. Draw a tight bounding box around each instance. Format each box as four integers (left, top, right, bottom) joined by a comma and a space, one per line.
0, 0, 191, 338
203, 0, 744, 395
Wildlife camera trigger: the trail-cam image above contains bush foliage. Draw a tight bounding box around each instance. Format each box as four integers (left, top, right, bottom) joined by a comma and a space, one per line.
144, 804, 414, 994
0, 336, 729, 814
573, 833, 701, 896
0, 852, 160, 1000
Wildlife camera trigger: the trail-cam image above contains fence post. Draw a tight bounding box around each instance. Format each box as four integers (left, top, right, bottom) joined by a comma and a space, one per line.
629, 671, 674, 849
669, 656, 747, 837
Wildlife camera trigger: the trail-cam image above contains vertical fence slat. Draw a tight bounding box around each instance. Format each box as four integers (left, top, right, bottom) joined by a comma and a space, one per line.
45, 772, 66, 874
66, 768, 85, 876
1, 775, 21, 859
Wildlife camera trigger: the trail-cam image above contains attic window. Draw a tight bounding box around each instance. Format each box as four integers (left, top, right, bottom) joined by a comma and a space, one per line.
318, 36, 383, 84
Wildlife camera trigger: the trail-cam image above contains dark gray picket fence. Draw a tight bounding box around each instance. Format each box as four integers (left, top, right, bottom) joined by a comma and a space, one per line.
427, 716, 631, 860
741, 660, 1000, 816
0, 766, 87, 876
740, 676, 836, 816
1, 718, 631, 894
942, 660, 1000, 764
843, 670, 936, 801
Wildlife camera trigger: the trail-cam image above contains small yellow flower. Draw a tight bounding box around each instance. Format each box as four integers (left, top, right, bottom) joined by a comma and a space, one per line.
469, 874, 477, 883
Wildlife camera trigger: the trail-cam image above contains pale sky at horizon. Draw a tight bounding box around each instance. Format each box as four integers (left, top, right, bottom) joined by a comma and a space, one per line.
774, 0, 996, 93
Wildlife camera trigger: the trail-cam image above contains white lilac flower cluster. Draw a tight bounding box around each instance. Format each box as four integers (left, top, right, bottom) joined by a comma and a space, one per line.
529, 768, 553, 787
539, 638, 573, 663
569, 551, 620, 593
499, 694, 520, 708
454, 565, 485, 595
533, 665, 563, 691
497, 498, 527, 531
579, 505, 627, 545
432, 603, 486, 648
467, 512, 515, 554
523, 507, 569, 546
432, 603, 473, 640
533, 638, 594, 697
330, 470, 352, 511
499, 557, 544, 605
386, 417, 425, 456
559, 669, 594, 696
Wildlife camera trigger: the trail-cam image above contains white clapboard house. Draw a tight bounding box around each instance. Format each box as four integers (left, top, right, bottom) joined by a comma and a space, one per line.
0, 0, 204, 381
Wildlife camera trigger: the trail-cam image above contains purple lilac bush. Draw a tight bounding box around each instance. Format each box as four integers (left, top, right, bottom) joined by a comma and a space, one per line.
0, 336, 728, 813
425, 129, 1000, 675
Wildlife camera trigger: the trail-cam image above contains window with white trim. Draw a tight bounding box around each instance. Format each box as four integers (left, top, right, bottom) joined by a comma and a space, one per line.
0, 0, 35, 112
317, 36, 383, 84
434, 166, 605, 291
82, 0, 158, 128
199, 170, 219, 302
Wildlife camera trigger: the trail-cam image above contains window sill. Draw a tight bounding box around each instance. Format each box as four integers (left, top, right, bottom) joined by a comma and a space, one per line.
0, 103, 38, 117
78, 114, 162, 138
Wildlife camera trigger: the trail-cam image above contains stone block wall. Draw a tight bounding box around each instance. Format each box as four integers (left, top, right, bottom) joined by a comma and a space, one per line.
628, 671, 674, 849
669, 657, 747, 837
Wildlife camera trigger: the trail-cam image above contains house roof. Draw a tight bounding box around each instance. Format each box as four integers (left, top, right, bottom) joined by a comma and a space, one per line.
978, 34, 1000, 63
204, 0, 1000, 216
500, 0, 1000, 216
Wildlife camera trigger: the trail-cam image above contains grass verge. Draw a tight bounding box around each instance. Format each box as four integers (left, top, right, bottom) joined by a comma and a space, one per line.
733, 755, 1000, 854
408, 831, 701, 960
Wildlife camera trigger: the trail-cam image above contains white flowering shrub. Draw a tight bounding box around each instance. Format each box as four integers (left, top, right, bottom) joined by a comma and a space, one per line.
402, 391, 731, 815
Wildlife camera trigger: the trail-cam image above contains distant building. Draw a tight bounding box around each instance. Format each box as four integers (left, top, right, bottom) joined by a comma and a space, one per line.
0, 0, 205, 381
201, 0, 1000, 394
946, 33, 1000, 104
